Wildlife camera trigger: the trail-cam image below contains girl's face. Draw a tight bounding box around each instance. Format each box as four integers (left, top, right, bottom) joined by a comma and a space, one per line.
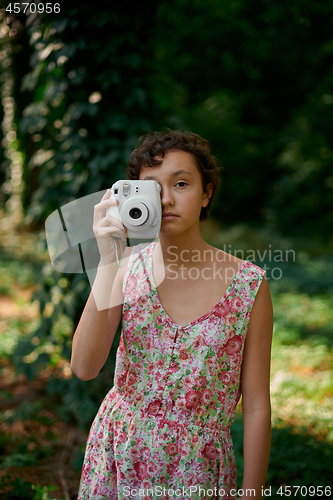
139, 150, 212, 235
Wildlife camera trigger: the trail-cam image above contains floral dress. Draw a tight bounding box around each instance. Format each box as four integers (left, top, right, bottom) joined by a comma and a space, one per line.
78, 241, 266, 500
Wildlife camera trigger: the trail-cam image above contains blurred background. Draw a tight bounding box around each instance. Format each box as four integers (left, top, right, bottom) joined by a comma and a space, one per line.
0, 0, 332, 498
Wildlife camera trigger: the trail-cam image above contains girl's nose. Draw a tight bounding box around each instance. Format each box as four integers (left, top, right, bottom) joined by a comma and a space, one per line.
160, 186, 174, 207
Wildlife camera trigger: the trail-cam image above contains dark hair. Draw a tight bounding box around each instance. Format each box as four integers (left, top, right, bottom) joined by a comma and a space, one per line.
126, 129, 222, 221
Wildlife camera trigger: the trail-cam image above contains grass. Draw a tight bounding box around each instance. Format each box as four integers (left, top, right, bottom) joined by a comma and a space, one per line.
202, 220, 333, 497
270, 293, 333, 440
0, 213, 333, 499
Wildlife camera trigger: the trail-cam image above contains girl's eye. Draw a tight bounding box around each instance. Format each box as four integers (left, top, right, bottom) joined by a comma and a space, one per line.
175, 181, 187, 187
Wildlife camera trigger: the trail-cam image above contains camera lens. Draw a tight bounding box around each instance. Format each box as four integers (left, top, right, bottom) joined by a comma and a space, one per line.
129, 207, 142, 220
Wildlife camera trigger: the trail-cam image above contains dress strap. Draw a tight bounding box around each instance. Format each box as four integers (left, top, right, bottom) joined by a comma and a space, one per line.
121, 242, 155, 299
121, 246, 137, 297
137, 242, 156, 293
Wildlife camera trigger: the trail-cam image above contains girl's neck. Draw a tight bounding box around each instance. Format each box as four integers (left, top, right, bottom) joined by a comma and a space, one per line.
157, 227, 210, 267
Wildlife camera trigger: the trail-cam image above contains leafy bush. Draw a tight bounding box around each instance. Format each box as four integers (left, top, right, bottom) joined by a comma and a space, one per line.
0, 476, 58, 500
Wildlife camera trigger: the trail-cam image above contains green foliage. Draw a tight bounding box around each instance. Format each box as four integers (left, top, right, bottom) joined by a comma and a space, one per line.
0, 2, 168, 406
150, 0, 333, 236
0, 260, 36, 296
273, 292, 333, 347
73, 447, 85, 473
231, 413, 333, 492
45, 328, 122, 429
3, 0, 332, 233
0, 476, 34, 500
5, 438, 53, 468
232, 414, 333, 496
2, 450, 40, 469
11, 2, 160, 223
31, 484, 58, 500
2, 0, 332, 387
0, 398, 63, 499
269, 424, 333, 493
0, 476, 58, 500
1, 1, 333, 492
0, 399, 54, 425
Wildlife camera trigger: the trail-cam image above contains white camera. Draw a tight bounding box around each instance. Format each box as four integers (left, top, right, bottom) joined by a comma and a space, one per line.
106, 180, 162, 241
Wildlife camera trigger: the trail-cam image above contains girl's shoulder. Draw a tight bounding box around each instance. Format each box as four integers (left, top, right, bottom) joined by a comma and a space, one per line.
207, 245, 266, 278
204, 245, 242, 268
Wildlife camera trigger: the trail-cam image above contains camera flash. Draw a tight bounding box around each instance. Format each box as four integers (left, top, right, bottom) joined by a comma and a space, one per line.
123, 183, 130, 196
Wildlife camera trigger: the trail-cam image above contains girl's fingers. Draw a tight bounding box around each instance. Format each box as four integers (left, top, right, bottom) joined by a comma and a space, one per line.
98, 227, 127, 243
98, 199, 119, 209
97, 213, 125, 230
99, 189, 111, 205
93, 192, 118, 224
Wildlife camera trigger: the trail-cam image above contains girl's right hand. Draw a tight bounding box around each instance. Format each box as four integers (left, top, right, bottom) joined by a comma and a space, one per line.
93, 189, 127, 264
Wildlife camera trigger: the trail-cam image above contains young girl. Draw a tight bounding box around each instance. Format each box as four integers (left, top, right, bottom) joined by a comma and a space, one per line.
72, 130, 273, 500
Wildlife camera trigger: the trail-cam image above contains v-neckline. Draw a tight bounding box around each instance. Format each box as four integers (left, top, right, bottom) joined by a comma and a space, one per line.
147, 241, 248, 329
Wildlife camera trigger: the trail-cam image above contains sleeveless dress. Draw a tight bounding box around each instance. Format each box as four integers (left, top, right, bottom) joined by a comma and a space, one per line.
78, 241, 266, 500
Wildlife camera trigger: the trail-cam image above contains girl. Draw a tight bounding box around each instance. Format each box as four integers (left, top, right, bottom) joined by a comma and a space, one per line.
72, 130, 273, 500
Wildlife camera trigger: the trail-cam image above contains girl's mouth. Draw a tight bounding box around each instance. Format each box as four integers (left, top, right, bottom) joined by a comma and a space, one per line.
162, 214, 179, 220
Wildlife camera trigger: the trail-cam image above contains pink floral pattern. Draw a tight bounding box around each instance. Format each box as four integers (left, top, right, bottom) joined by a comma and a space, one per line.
78, 242, 265, 500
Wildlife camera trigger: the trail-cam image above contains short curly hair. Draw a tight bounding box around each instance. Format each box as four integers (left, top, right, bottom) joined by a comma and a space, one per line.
126, 129, 222, 221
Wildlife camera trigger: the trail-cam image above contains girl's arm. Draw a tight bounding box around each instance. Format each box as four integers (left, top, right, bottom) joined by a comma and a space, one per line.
239, 275, 273, 499
71, 189, 129, 381
71, 248, 131, 381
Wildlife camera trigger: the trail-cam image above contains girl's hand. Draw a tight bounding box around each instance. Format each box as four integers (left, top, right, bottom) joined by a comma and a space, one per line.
93, 189, 127, 264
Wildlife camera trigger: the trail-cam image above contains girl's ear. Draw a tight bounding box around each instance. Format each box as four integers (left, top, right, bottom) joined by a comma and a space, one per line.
202, 183, 213, 207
